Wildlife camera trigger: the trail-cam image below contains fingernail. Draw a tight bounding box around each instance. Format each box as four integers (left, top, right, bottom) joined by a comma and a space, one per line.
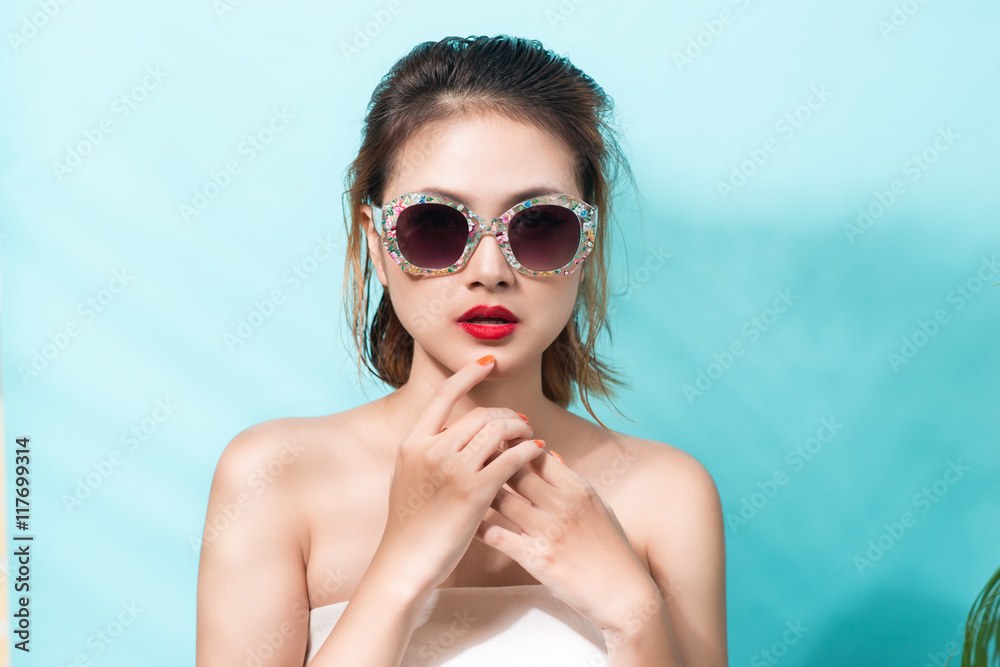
534, 439, 545, 448
550, 450, 565, 464
515, 411, 529, 423
477, 355, 495, 366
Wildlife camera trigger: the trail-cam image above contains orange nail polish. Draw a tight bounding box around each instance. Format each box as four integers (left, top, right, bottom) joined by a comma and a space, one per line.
534, 439, 545, 448
516, 411, 529, 423
477, 354, 495, 366
550, 450, 566, 464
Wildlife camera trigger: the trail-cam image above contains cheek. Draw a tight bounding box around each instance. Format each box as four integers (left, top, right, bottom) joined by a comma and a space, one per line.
530, 279, 582, 333
387, 279, 462, 338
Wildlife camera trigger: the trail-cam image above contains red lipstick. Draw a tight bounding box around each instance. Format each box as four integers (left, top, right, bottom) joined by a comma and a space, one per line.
457, 304, 519, 340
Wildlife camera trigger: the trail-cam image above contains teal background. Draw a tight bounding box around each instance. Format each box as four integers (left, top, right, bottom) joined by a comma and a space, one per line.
2, 0, 998, 665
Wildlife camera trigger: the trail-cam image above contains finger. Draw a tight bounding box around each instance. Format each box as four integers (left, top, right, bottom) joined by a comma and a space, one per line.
412, 355, 496, 435
480, 438, 547, 488
480, 438, 523, 467
458, 418, 535, 464
474, 518, 527, 559
489, 486, 541, 530
505, 460, 559, 509
516, 448, 576, 483
445, 404, 532, 452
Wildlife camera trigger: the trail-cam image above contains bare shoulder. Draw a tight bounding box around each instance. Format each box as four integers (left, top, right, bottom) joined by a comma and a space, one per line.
584, 431, 723, 549
215, 418, 308, 478
207, 409, 367, 533
214, 416, 320, 494
604, 435, 729, 664
618, 433, 720, 496
205, 419, 311, 557
230, 403, 376, 471
197, 411, 369, 662
216, 401, 378, 471
583, 429, 720, 504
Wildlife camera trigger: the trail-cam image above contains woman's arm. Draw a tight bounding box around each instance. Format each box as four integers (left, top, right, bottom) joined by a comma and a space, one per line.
195, 423, 312, 664
197, 356, 547, 666
195, 422, 433, 666
476, 440, 728, 666
640, 448, 729, 667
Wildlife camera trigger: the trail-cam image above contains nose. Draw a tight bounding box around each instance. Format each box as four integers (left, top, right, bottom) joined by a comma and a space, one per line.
463, 229, 515, 287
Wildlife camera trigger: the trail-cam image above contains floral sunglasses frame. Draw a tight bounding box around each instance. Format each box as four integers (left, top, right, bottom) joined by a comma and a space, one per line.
369, 192, 598, 277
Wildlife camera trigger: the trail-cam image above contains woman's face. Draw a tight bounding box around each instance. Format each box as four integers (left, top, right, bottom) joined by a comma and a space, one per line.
361, 112, 586, 377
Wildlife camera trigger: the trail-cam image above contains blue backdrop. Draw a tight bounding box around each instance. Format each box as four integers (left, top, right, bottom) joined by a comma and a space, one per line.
2, 1, 998, 665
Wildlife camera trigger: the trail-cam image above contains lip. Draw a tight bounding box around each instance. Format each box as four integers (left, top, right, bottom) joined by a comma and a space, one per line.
457, 305, 520, 323
457, 304, 520, 340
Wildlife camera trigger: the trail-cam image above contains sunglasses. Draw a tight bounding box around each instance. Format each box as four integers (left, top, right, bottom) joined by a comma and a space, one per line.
369, 192, 597, 276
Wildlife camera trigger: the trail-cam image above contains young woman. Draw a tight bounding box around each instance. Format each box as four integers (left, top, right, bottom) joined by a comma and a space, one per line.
196, 35, 727, 666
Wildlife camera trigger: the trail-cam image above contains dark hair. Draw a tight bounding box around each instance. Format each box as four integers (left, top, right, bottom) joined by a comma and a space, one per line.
341, 34, 638, 429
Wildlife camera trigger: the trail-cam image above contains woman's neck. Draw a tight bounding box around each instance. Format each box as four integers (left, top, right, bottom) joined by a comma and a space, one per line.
372, 353, 579, 456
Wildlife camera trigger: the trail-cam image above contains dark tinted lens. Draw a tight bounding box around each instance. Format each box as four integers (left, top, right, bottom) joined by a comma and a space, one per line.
508, 205, 582, 271
396, 203, 470, 269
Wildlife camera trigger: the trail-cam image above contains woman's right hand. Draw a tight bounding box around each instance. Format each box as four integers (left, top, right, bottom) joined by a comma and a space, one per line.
370, 354, 545, 598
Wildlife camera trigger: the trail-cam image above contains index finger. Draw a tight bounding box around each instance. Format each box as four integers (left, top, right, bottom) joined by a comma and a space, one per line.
413, 354, 496, 435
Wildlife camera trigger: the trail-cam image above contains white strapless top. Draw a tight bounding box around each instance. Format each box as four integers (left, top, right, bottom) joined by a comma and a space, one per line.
304, 584, 609, 665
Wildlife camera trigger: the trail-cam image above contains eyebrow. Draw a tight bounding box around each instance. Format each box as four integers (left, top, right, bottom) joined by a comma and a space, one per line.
413, 186, 566, 211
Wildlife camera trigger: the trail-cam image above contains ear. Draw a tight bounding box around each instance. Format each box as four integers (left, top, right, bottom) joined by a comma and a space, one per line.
362, 203, 389, 288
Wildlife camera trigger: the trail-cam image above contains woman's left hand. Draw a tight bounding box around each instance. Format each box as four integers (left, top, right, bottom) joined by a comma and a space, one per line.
474, 447, 666, 635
